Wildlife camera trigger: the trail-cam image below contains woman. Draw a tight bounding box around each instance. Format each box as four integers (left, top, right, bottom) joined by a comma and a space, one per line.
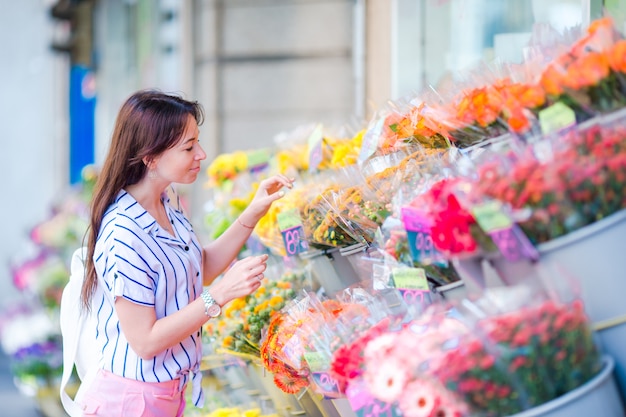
79, 90, 293, 416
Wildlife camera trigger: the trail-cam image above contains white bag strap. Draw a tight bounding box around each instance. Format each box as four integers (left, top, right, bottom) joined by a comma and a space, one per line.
59, 247, 88, 417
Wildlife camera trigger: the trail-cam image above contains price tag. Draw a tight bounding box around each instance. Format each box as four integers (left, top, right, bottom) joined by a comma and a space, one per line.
391, 267, 429, 290
303, 351, 330, 372
539, 102, 576, 135
277, 209, 309, 256
489, 225, 539, 262
471, 201, 512, 232
471, 202, 538, 262
357, 118, 384, 164
308, 124, 324, 173
311, 372, 342, 397
401, 207, 446, 265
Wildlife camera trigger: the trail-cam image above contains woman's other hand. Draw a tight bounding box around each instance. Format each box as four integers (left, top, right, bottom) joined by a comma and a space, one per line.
209, 254, 269, 306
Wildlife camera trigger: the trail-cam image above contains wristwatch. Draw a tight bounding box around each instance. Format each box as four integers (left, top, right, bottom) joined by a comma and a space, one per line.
200, 289, 222, 318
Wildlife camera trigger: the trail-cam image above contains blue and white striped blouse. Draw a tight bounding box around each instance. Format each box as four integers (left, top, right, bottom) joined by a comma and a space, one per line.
93, 190, 205, 406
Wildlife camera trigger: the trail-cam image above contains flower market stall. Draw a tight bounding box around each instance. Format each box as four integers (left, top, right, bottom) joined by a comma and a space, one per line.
197, 16, 626, 417
4, 15, 626, 417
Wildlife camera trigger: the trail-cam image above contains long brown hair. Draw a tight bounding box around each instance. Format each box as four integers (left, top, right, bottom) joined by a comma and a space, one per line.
81, 90, 204, 310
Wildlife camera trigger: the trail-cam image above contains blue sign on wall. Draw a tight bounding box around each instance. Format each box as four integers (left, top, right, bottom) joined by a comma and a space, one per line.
69, 65, 95, 184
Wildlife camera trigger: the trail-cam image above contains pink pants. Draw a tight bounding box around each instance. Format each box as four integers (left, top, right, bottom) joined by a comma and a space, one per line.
79, 369, 186, 417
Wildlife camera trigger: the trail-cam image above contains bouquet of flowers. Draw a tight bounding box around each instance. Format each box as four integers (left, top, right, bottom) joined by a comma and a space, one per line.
259, 291, 384, 395
302, 183, 360, 248
359, 284, 601, 417
405, 177, 495, 258
206, 266, 306, 360
473, 119, 626, 244
259, 293, 340, 394
375, 103, 450, 154
254, 183, 310, 256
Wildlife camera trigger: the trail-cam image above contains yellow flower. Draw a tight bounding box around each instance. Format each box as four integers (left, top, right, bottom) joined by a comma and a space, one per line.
206, 151, 249, 186
268, 295, 284, 308
243, 409, 261, 417
223, 335, 234, 348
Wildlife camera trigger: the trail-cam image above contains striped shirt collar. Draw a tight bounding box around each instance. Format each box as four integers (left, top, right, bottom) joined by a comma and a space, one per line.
116, 190, 192, 240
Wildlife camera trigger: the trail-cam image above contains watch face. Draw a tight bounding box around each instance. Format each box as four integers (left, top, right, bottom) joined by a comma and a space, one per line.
207, 303, 221, 317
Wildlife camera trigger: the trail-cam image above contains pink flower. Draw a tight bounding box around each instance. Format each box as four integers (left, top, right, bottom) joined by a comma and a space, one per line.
364, 357, 410, 403
398, 379, 440, 417
363, 333, 399, 362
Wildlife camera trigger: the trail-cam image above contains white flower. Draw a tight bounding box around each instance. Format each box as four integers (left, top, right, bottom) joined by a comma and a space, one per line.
0, 310, 58, 355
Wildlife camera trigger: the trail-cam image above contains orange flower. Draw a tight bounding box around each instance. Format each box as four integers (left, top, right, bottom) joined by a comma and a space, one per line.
507, 109, 530, 133
512, 84, 545, 109
570, 17, 616, 57
608, 40, 626, 73
540, 64, 567, 96
563, 52, 610, 90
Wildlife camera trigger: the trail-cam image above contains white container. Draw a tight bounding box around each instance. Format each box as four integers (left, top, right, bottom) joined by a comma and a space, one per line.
456, 209, 626, 399
507, 356, 623, 417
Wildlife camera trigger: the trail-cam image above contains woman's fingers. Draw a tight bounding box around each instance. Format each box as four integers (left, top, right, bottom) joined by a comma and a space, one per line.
260, 175, 294, 195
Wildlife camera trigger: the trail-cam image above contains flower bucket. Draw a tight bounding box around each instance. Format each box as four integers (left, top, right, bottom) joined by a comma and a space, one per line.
248, 364, 306, 416
458, 209, 626, 399
533, 209, 626, 399
295, 388, 356, 417
433, 280, 466, 301
506, 356, 623, 417
299, 248, 361, 296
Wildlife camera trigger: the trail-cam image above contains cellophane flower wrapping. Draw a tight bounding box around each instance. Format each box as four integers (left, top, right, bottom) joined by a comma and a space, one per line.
373, 149, 464, 285
359, 280, 601, 417
371, 101, 450, 156
421, 62, 516, 149
206, 261, 308, 360
444, 283, 602, 416
406, 175, 494, 259
259, 291, 356, 394
326, 281, 419, 397
358, 302, 470, 417
300, 167, 381, 248
254, 178, 312, 257
300, 170, 361, 248
472, 115, 626, 245
293, 291, 375, 398
538, 17, 626, 119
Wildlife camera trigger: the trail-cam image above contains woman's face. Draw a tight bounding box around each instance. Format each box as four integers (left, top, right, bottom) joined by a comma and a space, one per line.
154, 115, 206, 184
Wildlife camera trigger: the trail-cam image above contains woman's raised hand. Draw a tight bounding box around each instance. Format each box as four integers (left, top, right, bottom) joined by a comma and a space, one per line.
242, 174, 295, 223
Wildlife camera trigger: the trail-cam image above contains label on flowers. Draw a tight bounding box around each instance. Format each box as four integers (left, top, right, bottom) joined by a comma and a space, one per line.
489, 225, 539, 262
471, 201, 538, 262
538, 102, 576, 135
310, 372, 342, 397
401, 207, 446, 266
358, 117, 384, 164
308, 124, 324, 173
277, 208, 309, 256
392, 267, 430, 304
471, 201, 513, 232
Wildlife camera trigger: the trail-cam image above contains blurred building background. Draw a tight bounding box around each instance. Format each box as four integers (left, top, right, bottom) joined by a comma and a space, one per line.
0, 0, 620, 415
